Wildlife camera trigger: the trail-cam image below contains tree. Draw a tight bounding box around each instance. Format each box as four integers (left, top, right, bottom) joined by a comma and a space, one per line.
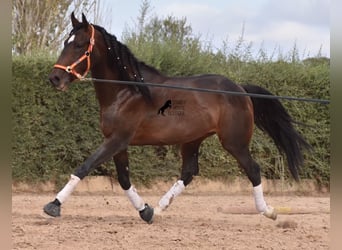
123, 0, 194, 48
12, 0, 97, 55
122, 0, 207, 76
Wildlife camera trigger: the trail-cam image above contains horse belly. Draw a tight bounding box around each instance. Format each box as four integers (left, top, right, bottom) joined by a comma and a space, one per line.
130, 115, 216, 145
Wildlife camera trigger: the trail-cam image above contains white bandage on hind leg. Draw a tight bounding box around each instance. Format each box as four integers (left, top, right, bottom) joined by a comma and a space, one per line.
253, 184, 267, 213
158, 180, 185, 210
124, 186, 145, 211
56, 174, 81, 204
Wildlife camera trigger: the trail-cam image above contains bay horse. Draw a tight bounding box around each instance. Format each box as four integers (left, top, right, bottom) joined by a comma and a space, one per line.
44, 12, 310, 223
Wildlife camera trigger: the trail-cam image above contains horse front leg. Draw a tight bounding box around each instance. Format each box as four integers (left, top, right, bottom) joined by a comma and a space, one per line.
155, 139, 202, 214
43, 137, 128, 217
113, 150, 154, 223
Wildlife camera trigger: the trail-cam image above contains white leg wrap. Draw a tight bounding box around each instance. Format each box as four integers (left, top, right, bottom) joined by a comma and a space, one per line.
124, 186, 145, 211
56, 174, 80, 204
253, 184, 277, 220
158, 180, 185, 211
253, 184, 267, 213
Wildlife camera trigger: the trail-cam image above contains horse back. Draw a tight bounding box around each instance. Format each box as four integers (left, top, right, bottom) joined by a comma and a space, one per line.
130, 74, 253, 145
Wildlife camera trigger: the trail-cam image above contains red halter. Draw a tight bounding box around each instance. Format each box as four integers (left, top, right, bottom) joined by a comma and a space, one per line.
54, 25, 95, 79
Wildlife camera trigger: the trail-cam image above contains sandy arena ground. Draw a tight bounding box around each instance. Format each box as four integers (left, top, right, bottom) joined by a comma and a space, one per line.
12, 189, 329, 250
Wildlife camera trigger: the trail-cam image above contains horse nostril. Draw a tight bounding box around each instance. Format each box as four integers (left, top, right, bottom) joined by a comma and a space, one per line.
49, 75, 60, 86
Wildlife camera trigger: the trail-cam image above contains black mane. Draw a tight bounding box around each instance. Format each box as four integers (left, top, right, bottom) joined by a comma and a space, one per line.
93, 24, 153, 102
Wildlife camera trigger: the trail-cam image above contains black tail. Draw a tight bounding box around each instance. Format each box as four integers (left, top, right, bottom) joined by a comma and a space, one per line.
242, 84, 311, 181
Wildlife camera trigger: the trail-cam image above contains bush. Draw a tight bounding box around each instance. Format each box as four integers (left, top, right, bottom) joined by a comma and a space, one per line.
12, 13, 330, 187
12, 52, 330, 188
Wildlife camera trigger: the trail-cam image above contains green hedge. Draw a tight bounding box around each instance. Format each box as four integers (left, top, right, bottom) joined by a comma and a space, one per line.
12, 55, 330, 188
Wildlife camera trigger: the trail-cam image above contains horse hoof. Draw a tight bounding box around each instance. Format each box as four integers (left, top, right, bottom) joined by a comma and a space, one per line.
43, 201, 61, 217
263, 206, 277, 220
139, 203, 154, 224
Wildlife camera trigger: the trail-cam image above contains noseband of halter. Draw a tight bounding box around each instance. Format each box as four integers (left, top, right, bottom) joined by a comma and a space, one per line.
54, 25, 95, 79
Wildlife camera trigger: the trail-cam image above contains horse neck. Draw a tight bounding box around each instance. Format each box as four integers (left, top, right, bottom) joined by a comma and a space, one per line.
90, 44, 165, 107
93, 82, 123, 108
91, 64, 125, 108
139, 62, 167, 83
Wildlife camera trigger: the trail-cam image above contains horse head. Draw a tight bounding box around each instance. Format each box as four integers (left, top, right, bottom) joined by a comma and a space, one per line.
48, 12, 96, 91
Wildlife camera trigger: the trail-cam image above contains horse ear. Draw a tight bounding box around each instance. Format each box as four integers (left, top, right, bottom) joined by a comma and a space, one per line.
71, 11, 80, 28
81, 13, 89, 26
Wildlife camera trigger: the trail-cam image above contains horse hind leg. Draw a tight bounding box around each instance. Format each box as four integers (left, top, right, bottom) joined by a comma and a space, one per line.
221, 139, 277, 220
155, 139, 202, 214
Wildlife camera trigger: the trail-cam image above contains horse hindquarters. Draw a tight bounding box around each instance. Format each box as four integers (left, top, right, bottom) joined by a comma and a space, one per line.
217, 107, 265, 187
217, 83, 310, 220
217, 96, 276, 219
241, 84, 310, 181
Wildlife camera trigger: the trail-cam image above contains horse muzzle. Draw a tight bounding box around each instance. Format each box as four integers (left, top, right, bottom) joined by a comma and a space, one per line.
48, 70, 72, 91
